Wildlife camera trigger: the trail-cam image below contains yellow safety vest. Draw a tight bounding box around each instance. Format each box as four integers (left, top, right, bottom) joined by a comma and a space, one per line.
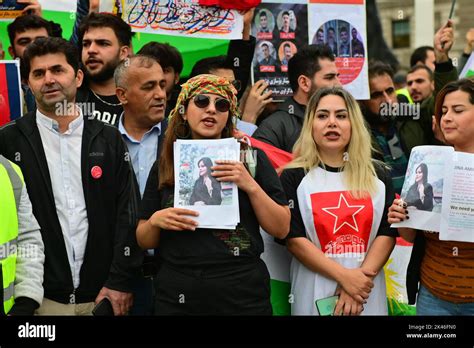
396, 88, 414, 104
0, 155, 23, 314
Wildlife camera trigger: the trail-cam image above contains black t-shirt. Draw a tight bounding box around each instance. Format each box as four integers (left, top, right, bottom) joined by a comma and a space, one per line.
138, 148, 288, 267
87, 89, 122, 127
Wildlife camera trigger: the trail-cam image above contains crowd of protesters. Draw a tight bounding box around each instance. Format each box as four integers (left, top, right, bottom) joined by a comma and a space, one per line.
0, 0, 472, 316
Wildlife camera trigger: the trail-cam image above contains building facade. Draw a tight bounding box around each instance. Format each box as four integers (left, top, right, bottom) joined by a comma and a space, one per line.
376, 0, 471, 71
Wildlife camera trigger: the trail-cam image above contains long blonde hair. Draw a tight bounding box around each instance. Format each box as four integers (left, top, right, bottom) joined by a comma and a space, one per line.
287, 87, 379, 198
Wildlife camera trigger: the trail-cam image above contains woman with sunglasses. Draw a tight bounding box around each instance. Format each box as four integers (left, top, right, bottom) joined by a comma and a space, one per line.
136, 74, 290, 315
388, 79, 474, 315
280, 87, 397, 315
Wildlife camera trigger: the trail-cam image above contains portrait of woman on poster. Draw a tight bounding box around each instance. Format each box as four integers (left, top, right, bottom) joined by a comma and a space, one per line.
405, 163, 434, 212
189, 157, 222, 205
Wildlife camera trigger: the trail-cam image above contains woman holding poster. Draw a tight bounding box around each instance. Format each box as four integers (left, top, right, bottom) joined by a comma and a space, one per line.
280, 87, 397, 315
136, 74, 290, 315
388, 79, 474, 315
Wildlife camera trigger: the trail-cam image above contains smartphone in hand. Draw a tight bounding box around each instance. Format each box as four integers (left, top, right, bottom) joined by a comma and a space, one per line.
315, 295, 339, 316
92, 297, 114, 316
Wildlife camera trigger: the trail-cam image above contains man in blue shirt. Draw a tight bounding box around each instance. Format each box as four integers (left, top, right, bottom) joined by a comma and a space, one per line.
115, 55, 167, 196
114, 55, 167, 314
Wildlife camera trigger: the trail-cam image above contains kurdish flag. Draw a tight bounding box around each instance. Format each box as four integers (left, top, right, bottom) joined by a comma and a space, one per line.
460, 53, 474, 78
247, 136, 293, 315
0, 60, 22, 126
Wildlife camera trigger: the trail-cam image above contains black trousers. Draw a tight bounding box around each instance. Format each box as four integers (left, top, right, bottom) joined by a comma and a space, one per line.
153, 258, 272, 315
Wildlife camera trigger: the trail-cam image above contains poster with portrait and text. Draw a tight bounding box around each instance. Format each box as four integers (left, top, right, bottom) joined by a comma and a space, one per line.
174, 138, 240, 229
251, 0, 308, 100
392, 146, 474, 243
391, 146, 451, 232
308, 0, 369, 99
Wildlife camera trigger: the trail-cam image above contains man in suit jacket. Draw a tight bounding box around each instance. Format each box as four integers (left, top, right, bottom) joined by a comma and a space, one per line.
0, 37, 142, 315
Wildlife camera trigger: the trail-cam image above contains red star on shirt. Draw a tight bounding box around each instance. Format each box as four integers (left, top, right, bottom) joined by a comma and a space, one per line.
321, 193, 365, 234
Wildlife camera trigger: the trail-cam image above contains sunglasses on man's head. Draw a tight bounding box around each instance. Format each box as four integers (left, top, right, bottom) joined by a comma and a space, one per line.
193, 94, 231, 113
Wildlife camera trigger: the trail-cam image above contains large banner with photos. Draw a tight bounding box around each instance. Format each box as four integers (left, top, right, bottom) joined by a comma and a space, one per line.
251, 0, 369, 100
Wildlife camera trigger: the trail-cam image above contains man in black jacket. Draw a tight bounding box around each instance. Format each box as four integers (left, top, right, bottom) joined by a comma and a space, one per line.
0, 37, 142, 315
253, 45, 341, 153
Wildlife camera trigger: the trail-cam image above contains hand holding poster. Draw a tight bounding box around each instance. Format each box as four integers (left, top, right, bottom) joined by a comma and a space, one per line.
392, 146, 474, 243
174, 138, 240, 229
0, 0, 26, 21
391, 146, 452, 232
123, 0, 244, 39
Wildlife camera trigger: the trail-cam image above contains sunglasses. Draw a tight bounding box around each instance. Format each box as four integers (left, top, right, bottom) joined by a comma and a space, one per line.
193, 94, 231, 113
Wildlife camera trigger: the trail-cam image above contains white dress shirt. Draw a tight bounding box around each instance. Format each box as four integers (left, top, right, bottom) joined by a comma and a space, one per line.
36, 109, 89, 289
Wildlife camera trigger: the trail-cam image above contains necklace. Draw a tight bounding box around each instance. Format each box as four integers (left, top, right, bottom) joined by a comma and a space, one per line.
90, 89, 122, 107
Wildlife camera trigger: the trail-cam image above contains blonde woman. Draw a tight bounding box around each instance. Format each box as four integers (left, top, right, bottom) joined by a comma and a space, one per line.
280, 87, 397, 315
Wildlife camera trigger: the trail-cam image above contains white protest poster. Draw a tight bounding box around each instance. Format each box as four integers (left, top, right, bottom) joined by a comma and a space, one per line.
174, 138, 240, 229
440, 151, 474, 243
392, 146, 453, 232
123, 0, 244, 40
308, 0, 369, 99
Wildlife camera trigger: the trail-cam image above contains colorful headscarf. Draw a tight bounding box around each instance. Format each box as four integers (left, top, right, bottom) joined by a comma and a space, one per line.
168, 74, 241, 121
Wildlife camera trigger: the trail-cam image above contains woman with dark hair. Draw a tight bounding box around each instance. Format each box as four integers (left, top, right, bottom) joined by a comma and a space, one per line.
389, 78, 474, 315
189, 157, 222, 205
136, 74, 290, 315
405, 163, 434, 211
